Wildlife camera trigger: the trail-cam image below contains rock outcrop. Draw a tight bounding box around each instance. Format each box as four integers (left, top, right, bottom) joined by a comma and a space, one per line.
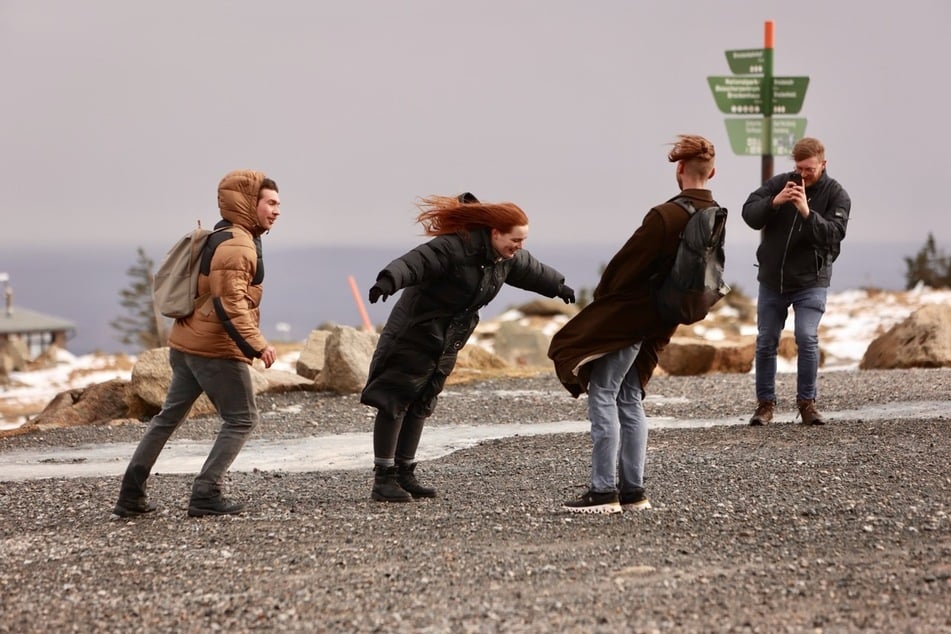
313, 326, 379, 394
860, 304, 951, 370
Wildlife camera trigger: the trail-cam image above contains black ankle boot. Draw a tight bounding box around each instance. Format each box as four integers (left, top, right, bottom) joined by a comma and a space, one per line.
372, 465, 412, 503
396, 462, 437, 498
188, 484, 245, 517
187, 496, 246, 517
113, 468, 157, 518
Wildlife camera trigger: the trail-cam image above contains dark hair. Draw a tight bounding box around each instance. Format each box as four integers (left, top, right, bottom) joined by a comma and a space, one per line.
259, 178, 279, 199
414, 195, 528, 237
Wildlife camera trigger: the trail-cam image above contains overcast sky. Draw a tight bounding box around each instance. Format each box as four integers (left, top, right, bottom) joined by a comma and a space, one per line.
3, 1, 949, 252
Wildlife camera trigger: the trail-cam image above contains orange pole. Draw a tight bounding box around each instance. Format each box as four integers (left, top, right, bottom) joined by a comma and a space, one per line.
348, 275, 374, 332
762, 20, 776, 184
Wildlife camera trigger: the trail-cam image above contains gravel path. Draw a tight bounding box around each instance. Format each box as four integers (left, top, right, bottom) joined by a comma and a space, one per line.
1, 368, 949, 632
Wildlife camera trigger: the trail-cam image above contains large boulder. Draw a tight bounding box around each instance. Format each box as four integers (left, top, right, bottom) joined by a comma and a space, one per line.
658, 336, 756, 375
131, 348, 216, 416
860, 304, 951, 370
12, 379, 131, 434
314, 326, 379, 394
296, 329, 331, 380
448, 344, 510, 384
492, 320, 552, 367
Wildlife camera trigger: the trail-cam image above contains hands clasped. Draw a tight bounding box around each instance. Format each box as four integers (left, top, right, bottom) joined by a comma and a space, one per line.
776, 181, 810, 218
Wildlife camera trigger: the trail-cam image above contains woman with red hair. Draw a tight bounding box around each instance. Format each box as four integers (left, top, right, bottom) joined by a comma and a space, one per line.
361, 192, 575, 502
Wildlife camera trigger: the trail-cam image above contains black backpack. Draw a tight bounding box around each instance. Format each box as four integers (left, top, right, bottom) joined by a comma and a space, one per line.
652, 197, 731, 325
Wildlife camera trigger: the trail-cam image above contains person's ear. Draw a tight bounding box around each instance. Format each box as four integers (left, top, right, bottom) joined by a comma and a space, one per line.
708, 166, 716, 180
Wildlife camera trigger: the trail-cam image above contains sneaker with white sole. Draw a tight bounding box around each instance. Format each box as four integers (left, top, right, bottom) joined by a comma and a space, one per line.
620, 488, 652, 510
562, 489, 621, 514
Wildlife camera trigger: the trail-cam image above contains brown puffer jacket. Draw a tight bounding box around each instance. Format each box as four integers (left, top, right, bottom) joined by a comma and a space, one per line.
168, 170, 269, 363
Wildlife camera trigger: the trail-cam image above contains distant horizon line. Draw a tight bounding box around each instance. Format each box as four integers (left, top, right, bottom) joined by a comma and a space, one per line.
1, 238, 927, 252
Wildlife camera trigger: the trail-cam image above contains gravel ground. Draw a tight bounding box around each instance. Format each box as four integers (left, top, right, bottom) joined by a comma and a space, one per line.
1, 368, 949, 633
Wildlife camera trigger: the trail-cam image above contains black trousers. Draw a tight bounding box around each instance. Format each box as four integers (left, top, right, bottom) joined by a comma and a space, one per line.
373, 403, 429, 463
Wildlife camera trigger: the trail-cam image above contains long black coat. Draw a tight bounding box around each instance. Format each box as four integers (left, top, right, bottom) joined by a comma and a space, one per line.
361, 227, 566, 418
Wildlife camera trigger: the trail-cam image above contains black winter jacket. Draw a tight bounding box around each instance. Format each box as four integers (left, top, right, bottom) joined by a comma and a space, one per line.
361, 228, 566, 418
742, 171, 851, 292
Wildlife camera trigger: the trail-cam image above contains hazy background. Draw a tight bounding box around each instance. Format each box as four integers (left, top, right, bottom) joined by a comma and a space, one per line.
2, 1, 949, 353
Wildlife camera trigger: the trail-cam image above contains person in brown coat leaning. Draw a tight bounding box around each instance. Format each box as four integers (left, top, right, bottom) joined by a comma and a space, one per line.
549, 134, 718, 514
113, 169, 280, 518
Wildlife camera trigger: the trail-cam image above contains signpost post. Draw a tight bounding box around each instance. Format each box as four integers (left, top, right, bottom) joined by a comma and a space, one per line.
708, 21, 809, 184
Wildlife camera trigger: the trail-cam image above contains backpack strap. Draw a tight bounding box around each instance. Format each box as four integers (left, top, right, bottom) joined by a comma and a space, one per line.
192, 224, 234, 312
668, 196, 697, 216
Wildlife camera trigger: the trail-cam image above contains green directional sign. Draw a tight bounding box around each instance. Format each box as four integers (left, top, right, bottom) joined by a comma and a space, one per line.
772, 76, 809, 114
708, 76, 763, 114
725, 118, 808, 156
725, 48, 765, 75
708, 76, 810, 114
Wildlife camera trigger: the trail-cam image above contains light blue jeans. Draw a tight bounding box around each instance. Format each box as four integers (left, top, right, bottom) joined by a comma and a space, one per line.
587, 343, 647, 494
754, 285, 828, 402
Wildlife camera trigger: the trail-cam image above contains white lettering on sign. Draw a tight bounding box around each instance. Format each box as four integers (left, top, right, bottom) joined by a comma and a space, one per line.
722, 77, 760, 87
732, 104, 762, 114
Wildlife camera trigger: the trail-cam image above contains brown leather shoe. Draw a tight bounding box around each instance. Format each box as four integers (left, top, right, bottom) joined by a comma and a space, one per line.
749, 400, 775, 426
797, 399, 826, 425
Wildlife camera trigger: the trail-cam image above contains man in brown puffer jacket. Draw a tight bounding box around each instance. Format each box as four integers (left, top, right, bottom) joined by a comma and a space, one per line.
113, 169, 280, 518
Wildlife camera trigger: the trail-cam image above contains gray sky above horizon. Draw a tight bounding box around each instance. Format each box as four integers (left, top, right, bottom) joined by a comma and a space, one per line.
3, 1, 949, 252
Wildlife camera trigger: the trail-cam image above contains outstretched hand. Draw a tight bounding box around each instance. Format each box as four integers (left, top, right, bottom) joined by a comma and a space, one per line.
368, 285, 389, 304
558, 284, 576, 304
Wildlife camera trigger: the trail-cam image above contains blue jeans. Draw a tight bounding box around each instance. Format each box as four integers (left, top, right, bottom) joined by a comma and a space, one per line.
587, 343, 648, 494
118, 349, 259, 502
754, 285, 828, 402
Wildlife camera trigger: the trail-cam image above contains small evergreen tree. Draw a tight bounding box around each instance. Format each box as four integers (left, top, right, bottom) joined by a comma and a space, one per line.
111, 247, 166, 350
903, 233, 951, 290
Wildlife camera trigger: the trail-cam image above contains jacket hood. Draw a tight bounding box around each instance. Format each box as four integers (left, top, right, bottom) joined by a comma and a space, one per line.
218, 170, 266, 234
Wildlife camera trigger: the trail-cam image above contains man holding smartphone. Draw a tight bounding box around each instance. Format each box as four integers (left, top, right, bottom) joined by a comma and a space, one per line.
741, 138, 851, 427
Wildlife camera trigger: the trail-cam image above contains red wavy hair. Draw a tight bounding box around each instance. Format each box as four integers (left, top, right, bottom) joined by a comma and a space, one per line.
415, 195, 529, 237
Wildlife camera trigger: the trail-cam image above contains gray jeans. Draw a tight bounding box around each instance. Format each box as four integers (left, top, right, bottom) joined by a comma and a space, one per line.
586, 343, 648, 494
118, 348, 258, 502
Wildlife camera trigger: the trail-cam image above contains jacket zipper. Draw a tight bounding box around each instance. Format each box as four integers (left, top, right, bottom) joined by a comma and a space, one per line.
779, 215, 797, 293
778, 194, 812, 293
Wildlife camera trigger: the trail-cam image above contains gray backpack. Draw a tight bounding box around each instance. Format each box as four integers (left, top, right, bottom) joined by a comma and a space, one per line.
152, 223, 228, 319
652, 197, 731, 325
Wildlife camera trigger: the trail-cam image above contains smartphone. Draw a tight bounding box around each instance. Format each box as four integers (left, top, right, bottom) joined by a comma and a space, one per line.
788, 173, 803, 186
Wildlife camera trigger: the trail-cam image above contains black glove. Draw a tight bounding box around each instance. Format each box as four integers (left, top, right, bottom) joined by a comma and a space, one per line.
557, 284, 576, 304
368, 275, 395, 304
368, 285, 388, 304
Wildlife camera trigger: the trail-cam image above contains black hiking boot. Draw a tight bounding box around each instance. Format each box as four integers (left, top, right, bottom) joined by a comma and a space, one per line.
188, 484, 245, 517
396, 462, 437, 499
187, 496, 246, 517
372, 465, 412, 503
111, 499, 158, 519
113, 467, 156, 518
